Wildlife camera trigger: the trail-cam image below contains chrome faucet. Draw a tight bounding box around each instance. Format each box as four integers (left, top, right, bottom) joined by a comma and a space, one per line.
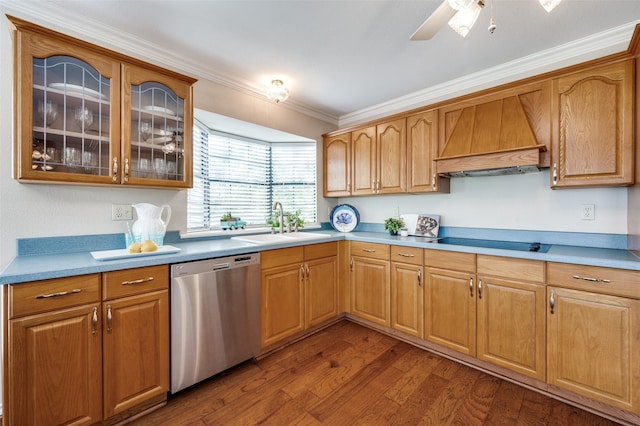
273, 201, 284, 233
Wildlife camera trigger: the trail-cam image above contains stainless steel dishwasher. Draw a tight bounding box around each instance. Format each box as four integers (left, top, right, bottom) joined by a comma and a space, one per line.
170, 252, 261, 393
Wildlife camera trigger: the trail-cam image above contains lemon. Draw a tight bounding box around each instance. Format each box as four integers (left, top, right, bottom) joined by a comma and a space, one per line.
141, 240, 158, 252
127, 242, 142, 253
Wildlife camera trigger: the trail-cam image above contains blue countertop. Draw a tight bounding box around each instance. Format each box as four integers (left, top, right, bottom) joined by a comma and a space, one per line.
1, 230, 639, 285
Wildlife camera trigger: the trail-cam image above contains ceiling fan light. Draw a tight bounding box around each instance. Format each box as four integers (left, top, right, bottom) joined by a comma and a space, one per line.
447, 0, 475, 11
448, 1, 482, 37
538, 0, 562, 12
265, 79, 290, 104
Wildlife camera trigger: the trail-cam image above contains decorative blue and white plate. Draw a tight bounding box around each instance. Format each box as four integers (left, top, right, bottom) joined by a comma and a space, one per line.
330, 204, 360, 233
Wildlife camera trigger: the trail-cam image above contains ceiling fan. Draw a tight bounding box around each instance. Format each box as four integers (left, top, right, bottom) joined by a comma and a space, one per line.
410, 0, 562, 40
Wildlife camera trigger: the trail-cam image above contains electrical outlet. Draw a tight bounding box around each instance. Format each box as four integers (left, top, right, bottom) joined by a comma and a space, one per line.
112, 204, 133, 221
581, 204, 595, 221
393, 206, 400, 217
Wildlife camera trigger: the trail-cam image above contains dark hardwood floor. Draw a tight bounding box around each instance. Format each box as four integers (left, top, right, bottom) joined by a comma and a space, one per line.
132, 320, 621, 425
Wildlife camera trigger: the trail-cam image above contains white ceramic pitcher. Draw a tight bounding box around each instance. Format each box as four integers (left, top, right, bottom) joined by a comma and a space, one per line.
131, 203, 172, 246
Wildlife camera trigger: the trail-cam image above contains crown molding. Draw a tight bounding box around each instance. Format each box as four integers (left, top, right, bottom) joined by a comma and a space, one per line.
0, 1, 340, 126
339, 21, 638, 127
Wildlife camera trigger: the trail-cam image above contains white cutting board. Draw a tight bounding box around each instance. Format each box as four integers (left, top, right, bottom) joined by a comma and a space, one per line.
91, 245, 180, 261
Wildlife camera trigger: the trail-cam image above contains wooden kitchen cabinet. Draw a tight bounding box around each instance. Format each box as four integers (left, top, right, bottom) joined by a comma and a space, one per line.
551, 59, 634, 188
424, 250, 476, 356
3, 265, 170, 425
323, 132, 351, 196
10, 17, 195, 188
476, 255, 546, 381
350, 241, 391, 326
390, 245, 424, 338
101, 265, 169, 419
349, 119, 407, 195
5, 274, 103, 426
261, 243, 338, 348
406, 110, 449, 193
547, 263, 640, 414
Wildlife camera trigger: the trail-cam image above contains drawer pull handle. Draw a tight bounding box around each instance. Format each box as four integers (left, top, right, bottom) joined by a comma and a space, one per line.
121, 276, 154, 286
362, 248, 376, 253
572, 275, 611, 283
397, 253, 415, 258
36, 288, 81, 299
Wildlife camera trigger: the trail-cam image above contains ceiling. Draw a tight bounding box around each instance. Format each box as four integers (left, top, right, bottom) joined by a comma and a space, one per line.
3, 0, 640, 127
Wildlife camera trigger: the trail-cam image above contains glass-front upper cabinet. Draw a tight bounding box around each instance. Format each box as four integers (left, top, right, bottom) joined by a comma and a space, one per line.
12, 17, 195, 188
122, 64, 193, 188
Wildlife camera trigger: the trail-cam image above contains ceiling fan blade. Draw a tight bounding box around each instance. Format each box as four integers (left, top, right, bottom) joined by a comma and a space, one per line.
410, 0, 457, 40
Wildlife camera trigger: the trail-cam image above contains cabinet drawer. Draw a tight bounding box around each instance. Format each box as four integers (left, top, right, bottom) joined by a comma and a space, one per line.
350, 241, 389, 260
478, 255, 545, 283
8, 274, 100, 318
547, 263, 640, 299
391, 245, 423, 265
261, 246, 304, 269
424, 249, 475, 272
103, 265, 168, 300
305, 241, 337, 260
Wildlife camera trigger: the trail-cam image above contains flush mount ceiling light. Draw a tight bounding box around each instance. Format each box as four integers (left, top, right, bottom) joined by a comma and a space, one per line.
265, 79, 290, 104
411, 0, 562, 40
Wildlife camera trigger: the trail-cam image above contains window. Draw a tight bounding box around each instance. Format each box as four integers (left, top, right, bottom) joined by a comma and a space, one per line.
188, 121, 317, 232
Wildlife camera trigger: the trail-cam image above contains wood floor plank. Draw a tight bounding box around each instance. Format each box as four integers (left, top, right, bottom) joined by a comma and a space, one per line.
128, 321, 626, 426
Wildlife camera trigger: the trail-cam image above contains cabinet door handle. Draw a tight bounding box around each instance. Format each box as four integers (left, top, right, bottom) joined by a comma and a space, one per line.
92, 307, 98, 336
350, 258, 353, 271
478, 279, 483, 299
417, 268, 422, 287
432, 173, 436, 190
106, 305, 113, 332
469, 277, 474, 297
36, 288, 81, 299
549, 290, 555, 314
123, 157, 130, 183
121, 276, 154, 286
572, 275, 611, 283
552, 163, 558, 185
305, 264, 310, 278
300, 265, 305, 281
347, 183, 351, 192
372, 181, 376, 193
397, 253, 415, 258
112, 157, 118, 182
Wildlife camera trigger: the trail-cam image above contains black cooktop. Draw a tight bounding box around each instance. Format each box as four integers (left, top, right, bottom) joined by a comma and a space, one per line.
437, 237, 551, 253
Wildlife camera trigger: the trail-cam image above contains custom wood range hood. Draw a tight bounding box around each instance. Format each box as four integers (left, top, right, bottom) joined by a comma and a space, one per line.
435, 93, 547, 177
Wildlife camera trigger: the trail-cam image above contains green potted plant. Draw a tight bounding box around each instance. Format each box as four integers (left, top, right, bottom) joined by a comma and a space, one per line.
384, 217, 405, 236
267, 209, 305, 231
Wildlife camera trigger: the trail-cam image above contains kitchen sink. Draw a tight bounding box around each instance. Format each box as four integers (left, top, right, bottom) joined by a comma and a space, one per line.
231, 232, 331, 245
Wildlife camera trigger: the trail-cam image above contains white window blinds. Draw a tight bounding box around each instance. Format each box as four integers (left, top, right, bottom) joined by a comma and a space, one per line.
188, 122, 317, 232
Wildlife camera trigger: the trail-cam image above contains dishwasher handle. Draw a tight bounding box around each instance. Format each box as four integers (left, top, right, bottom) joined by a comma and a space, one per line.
211, 263, 231, 271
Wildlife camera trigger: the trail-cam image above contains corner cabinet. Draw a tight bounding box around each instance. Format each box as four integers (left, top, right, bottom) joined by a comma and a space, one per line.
11, 16, 195, 188
551, 59, 634, 188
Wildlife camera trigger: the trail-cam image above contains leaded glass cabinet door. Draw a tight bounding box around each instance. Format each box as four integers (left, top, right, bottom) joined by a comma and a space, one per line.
15, 27, 120, 184
122, 63, 193, 188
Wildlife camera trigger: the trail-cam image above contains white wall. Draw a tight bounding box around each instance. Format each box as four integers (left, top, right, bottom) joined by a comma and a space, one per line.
340, 171, 628, 234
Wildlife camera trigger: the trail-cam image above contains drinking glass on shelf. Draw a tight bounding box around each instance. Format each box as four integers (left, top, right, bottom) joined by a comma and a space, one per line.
74, 107, 94, 131
139, 121, 151, 141
65, 147, 81, 168
153, 158, 167, 179
82, 151, 97, 174
138, 158, 151, 178
37, 101, 58, 127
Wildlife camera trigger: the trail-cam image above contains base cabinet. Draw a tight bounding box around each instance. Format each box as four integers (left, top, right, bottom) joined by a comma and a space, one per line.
390, 246, 424, 338
261, 242, 338, 348
350, 242, 390, 327
4, 265, 169, 425
547, 286, 640, 414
